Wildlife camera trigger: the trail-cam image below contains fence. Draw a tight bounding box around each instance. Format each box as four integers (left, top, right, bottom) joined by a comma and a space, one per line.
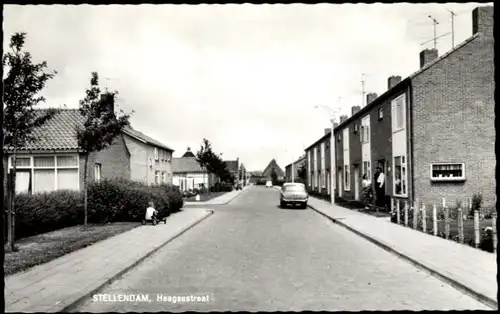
390, 197, 497, 253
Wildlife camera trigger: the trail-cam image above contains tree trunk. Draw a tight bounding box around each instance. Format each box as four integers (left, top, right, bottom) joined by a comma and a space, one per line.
83, 153, 89, 230
10, 151, 17, 252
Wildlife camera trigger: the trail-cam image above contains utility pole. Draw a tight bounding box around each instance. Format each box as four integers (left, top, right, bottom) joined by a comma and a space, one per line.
428, 15, 439, 49
447, 9, 457, 48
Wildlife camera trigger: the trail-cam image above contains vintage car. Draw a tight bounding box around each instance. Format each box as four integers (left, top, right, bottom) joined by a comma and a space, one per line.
279, 182, 308, 209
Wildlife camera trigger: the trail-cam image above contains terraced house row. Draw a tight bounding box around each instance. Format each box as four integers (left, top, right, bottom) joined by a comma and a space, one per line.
303, 6, 494, 209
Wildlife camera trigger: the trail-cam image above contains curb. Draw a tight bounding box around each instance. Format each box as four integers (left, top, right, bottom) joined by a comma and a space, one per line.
184, 188, 249, 206
308, 204, 498, 310
221, 187, 249, 205
61, 209, 214, 313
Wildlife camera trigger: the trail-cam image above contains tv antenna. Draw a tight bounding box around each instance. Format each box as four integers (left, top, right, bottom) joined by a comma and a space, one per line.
428, 15, 439, 49
447, 9, 457, 48
361, 73, 366, 107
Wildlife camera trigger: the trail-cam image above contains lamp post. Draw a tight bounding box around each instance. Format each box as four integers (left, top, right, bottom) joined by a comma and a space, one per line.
315, 104, 337, 205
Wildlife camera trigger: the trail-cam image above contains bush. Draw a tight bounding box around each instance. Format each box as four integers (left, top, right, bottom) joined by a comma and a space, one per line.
88, 179, 184, 222
471, 193, 482, 216
14, 190, 84, 240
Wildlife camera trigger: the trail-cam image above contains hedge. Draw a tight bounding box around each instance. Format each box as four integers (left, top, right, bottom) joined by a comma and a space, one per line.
9, 179, 183, 240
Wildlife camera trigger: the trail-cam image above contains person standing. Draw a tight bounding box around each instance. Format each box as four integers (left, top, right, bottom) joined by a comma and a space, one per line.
374, 167, 385, 207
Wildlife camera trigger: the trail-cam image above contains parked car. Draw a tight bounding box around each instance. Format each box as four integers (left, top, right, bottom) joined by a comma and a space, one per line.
280, 182, 308, 209
265, 180, 273, 188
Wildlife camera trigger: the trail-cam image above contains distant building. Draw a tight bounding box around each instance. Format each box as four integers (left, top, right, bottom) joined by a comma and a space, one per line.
172, 148, 213, 191
285, 155, 306, 183
262, 159, 285, 181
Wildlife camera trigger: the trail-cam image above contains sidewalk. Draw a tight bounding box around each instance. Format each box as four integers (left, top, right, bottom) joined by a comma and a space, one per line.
5, 208, 214, 313
307, 196, 498, 310
184, 186, 249, 206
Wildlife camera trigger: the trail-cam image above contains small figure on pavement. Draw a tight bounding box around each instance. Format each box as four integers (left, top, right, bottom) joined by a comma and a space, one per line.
362, 174, 373, 209
145, 201, 158, 222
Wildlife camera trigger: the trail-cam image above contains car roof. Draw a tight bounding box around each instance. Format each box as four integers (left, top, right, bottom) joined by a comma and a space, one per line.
283, 182, 305, 187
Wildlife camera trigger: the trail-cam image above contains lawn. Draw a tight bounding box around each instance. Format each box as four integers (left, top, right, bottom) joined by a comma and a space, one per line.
184, 191, 228, 202
4, 222, 140, 276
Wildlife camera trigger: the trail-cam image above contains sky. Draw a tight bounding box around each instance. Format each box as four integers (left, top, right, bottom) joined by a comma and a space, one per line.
3, 3, 492, 171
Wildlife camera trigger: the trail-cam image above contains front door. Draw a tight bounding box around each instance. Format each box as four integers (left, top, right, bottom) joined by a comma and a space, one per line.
354, 165, 360, 201
338, 167, 343, 198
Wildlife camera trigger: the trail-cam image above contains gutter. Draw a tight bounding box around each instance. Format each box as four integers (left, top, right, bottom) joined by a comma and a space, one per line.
408, 82, 415, 204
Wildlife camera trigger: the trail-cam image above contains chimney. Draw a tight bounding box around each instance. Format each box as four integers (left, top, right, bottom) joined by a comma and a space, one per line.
472, 6, 493, 36
100, 93, 114, 113
419, 49, 438, 68
351, 106, 361, 116
366, 93, 378, 105
339, 115, 348, 124
324, 128, 331, 135
387, 76, 402, 90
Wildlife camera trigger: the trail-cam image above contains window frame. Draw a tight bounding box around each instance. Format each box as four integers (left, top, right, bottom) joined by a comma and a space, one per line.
154, 147, 159, 161
393, 155, 408, 197
430, 163, 466, 181
8, 154, 80, 193
344, 164, 351, 191
94, 163, 102, 182
354, 123, 359, 133
392, 94, 406, 133
378, 107, 384, 120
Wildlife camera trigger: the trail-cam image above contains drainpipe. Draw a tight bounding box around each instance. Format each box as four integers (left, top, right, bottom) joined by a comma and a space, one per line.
408, 81, 415, 204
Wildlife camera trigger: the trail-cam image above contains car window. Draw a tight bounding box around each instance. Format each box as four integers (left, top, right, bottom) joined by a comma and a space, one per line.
283, 185, 305, 192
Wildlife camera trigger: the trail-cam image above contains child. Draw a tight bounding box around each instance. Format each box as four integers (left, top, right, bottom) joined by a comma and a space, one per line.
145, 201, 158, 221
362, 174, 373, 209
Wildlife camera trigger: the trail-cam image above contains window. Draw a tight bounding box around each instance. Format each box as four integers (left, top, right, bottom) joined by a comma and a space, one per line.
392, 94, 406, 132
162, 171, 166, 183
363, 161, 371, 180
155, 171, 160, 184
354, 123, 359, 133
94, 163, 102, 182
9, 155, 80, 193
344, 165, 350, 190
378, 107, 384, 120
321, 143, 326, 188
393, 156, 407, 196
154, 148, 159, 161
338, 133, 341, 141
430, 163, 465, 181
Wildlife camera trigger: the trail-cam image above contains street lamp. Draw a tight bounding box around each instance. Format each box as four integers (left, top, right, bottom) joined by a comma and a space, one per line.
315, 104, 337, 205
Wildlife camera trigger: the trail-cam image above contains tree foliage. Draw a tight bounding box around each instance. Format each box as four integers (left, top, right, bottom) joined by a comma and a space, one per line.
196, 138, 233, 183
2, 32, 59, 251
76, 72, 131, 152
3, 32, 59, 149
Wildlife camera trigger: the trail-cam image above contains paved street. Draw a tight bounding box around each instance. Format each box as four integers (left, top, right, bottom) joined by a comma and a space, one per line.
75, 186, 489, 312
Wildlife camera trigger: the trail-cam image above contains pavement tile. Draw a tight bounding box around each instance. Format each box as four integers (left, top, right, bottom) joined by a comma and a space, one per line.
308, 196, 498, 309
5, 208, 213, 313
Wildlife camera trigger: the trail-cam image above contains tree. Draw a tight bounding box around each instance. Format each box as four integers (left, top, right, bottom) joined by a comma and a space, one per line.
271, 168, 278, 185
77, 72, 131, 230
3, 32, 59, 251
196, 138, 233, 188
298, 162, 307, 183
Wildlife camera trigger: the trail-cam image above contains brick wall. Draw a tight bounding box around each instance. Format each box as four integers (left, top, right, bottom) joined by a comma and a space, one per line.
81, 133, 131, 186
123, 135, 149, 184
411, 9, 494, 209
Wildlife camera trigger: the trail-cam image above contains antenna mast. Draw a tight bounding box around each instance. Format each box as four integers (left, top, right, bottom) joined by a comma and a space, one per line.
447, 9, 457, 48
428, 15, 439, 49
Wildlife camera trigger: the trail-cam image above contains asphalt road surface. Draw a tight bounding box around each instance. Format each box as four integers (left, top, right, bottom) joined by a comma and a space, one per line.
75, 186, 489, 312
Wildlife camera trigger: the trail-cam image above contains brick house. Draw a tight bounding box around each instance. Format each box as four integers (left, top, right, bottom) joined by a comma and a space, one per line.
122, 126, 174, 186
306, 6, 494, 209
4, 98, 176, 193
304, 129, 335, 196
285, 155, 306, 183
3, 109, 131, 194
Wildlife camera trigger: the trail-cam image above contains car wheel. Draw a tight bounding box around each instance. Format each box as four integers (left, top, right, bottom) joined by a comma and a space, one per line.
302, 202, 308, 209
280, 201, 286, 208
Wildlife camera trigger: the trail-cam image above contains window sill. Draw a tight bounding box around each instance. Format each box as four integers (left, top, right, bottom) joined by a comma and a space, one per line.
393, 194, 408, 198
392, 127, 405, 134
431, 178, 466, 182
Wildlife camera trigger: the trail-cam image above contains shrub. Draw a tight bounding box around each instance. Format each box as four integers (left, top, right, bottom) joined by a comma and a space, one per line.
471, 193, 482, 216
14, 190, 84, 240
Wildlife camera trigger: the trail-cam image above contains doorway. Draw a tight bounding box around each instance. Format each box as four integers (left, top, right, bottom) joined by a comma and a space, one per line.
338, 167, 343, 198
354, 165, 360, 201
